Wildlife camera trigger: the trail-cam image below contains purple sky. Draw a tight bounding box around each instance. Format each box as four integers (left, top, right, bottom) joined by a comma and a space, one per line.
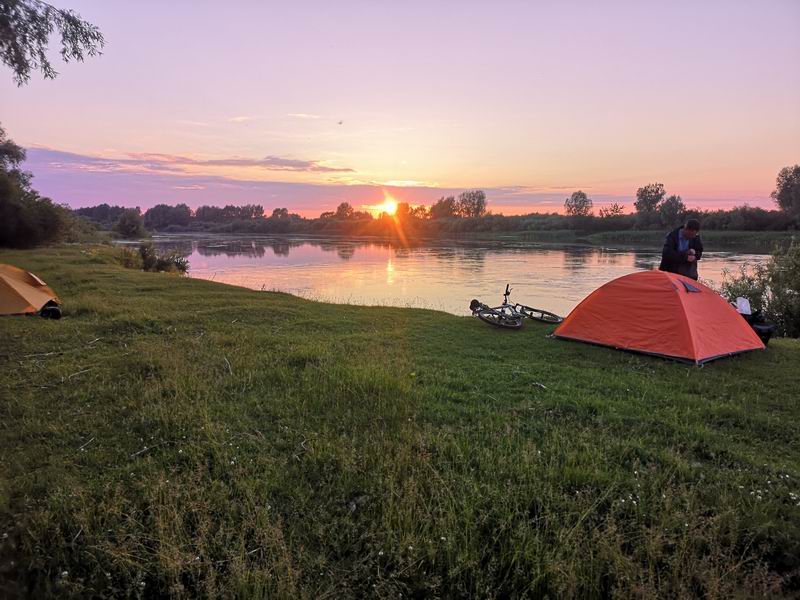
2, 0, 799, 215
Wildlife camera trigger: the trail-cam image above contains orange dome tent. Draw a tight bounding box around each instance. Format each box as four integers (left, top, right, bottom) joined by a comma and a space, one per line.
553, 270, 764, 364
0, 264, 60, 316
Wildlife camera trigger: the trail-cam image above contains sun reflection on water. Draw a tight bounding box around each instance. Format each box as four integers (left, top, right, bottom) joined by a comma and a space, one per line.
386, 257, 394, 285
145, 236, 768, 316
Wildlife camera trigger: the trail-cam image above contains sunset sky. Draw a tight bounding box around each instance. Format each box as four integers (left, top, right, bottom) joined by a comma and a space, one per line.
2, 0, 799, 216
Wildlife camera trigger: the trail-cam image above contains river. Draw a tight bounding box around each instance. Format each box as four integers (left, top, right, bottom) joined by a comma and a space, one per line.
143, 235, 767, 317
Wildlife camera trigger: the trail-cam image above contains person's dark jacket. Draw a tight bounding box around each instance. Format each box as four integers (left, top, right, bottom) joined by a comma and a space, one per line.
659, 226, 703, 280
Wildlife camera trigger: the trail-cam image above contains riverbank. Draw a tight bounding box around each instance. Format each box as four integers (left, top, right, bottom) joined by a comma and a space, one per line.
130, 228, 796, 254
461, 229, 797, 252
1, 246, 799, 598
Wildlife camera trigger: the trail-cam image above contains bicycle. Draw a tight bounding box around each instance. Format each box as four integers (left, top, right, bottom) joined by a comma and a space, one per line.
469, 284, 563, 329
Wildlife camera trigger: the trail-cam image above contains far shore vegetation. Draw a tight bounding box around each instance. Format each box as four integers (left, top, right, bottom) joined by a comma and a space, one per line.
74, 176, 800, 244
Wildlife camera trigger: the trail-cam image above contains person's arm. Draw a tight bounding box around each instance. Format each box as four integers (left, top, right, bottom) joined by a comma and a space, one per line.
693, 237, 703, 261
661, 232, 684, 265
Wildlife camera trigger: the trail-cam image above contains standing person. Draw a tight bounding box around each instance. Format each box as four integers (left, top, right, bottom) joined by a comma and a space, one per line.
659, 219, 703, 280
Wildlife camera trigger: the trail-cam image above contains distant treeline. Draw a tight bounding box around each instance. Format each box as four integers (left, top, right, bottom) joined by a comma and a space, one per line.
73, 174, 800, 240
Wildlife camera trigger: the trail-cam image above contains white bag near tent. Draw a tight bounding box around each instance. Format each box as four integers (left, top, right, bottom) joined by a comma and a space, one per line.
735, 297, 752, 315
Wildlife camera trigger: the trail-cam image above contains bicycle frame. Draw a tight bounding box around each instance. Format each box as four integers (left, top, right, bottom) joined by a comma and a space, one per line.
491, 284, 516, 313
470, 283, 563, 328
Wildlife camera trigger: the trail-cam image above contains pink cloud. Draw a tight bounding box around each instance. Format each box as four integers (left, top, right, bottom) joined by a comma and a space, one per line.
124, 152, 354, 173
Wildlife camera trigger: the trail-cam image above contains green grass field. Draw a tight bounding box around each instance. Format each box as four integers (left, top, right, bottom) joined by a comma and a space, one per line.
1, 246, 799, 598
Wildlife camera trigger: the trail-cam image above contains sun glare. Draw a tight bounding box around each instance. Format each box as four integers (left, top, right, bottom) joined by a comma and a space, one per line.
381, 199, 398, 215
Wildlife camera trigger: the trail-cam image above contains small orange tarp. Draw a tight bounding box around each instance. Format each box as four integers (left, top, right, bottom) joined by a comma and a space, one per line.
554, 270, 764, 364
0, 264, 59, 316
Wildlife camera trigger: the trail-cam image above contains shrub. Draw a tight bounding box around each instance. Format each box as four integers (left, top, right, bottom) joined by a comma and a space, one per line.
720, 240, 800, 337
62, 213, 107, 244
114, 208, 147, 238
117, 246, 143, 270
140, 243, 188, 274
138, 242, 158, 271
117, 243, 188, 274
0, 176, 74, 248
1, 125, 105, 248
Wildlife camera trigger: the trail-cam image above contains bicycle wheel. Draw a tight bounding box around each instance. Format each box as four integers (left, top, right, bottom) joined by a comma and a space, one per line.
514, 304, 563, 324
475, 308, 523, 329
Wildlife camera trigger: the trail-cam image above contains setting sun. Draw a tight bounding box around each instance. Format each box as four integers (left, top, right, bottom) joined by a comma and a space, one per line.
380, 198, 398, 215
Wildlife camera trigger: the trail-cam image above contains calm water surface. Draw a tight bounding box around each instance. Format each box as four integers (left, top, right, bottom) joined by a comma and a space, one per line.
147, 235, 767, 316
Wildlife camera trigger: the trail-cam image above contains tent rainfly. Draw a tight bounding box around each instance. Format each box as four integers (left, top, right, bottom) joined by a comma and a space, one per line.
0, 264, 60, 316
553, 270, 764, 364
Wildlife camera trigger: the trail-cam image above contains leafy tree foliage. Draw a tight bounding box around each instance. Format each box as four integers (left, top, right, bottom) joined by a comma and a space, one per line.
0, 123, 28, 179
634, 183, 667, 228
456, 190, 487, 217
410, 205, 429, 219
429, 196, 457, 219
194, 206, 222, 223
720, 241, 800, 337
634, 183, 666, 214
194, 205, 223, 222
658, 195, 686, 227
395, 202, 411, 220
772, 165, 800, 218
114, 208, 146, 238
700, 205, 793, 231
117, 243, 189, 274
0, 183, 73, 247
71, 180, 798, 241
564, 191, 593, 216
193, 204, 263, 222
143, 203, 191, 229
236, 204, 263, 219
335, 202, 354, 219
0, 124, 78, 247
0, 0, 104, 85
767, 242, 800, 337
138, 243, 188, 273
599, 203, 626, 218
265, 208, 302, 233
74, 203, 127, 226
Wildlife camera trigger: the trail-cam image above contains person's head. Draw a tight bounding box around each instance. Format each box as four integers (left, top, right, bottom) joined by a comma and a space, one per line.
683, 219, 701, 239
